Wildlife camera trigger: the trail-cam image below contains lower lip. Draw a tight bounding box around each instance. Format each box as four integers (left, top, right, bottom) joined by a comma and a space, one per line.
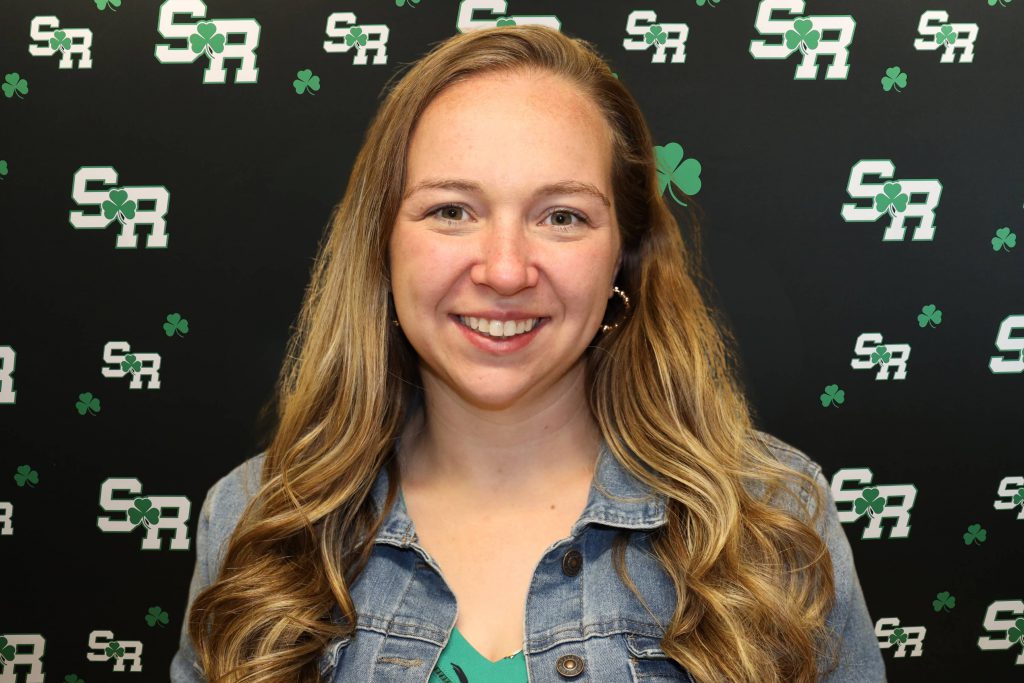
451, 315, 548, 354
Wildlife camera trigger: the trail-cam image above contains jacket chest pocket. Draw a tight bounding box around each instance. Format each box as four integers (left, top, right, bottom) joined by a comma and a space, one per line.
625, 633, 695, 682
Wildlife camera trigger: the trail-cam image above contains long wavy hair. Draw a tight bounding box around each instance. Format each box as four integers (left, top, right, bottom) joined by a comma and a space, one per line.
187, 24, 839, 683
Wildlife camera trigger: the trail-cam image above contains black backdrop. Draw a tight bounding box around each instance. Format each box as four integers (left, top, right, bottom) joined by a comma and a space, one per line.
1, 1, 1022, 680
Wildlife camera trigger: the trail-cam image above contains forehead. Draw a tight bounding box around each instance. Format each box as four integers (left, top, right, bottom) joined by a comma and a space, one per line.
405, 70, 613, 190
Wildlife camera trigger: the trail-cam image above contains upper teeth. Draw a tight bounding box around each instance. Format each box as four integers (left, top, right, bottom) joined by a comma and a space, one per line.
458, 316, 540, 338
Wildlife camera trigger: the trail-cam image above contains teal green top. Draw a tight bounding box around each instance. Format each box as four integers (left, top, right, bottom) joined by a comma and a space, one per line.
429, 625, 526, 683
399, 486, 528, 682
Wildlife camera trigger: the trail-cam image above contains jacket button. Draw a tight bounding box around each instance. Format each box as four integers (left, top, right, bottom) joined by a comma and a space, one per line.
561, 549, 582, 576
555, 653, 585, 677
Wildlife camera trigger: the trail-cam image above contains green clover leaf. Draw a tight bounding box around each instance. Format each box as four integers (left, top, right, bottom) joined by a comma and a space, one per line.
0, 159, 8, 178
696, 0, 722, 6
96, 0, 122, 9
64, 675, 85, 683
988, 0, 1014, 6
293, 69, 320, 95
644, 25, 667, 45
14, 464, 39, 488
346, 26, 368, 47
881, 66, 907, 93
853, 487, 886, 517
1008, 618, 1024, 643
963, 523, 987, 545
50, 30, 72, 52
870, 345, 891, 365
164, 312, 190, 337
1013, 488, 1023, 507
917, 304, 942, 328
874, 182, 909, 216
935, 24, 958, 45
395, 0, 421, 6
3, 73, 29, 99
76, 391, 102, 415
102, 188, 137, 222
785, 17, 821, 54
105, 641, 125, 659
128, 497, 161, 528
146, 605, 170, 627
121, 353, 142, 374
0, 636, 16, 662
932, 591, 956, 612
992, 226, 1017, 252
655, 142, 702, 206
189, 21, 226, 57
888, 627, 908, 644
496, 17, 516, 26
820, 384, 845, 408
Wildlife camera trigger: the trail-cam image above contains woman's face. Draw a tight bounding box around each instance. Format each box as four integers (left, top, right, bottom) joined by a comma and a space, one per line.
389, 69, 622, 411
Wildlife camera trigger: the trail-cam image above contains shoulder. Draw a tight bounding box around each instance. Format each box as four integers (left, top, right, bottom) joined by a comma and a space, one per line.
199, 451, 267, 574
746, 429, 828, 512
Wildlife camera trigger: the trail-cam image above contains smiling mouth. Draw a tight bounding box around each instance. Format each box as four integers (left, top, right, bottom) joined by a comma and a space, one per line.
451, 314, 549, 339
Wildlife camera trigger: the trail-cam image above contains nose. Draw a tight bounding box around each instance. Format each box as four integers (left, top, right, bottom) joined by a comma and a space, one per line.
470, 215, 539, 294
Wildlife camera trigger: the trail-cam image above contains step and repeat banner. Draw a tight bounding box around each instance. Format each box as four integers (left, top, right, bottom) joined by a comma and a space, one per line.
1, 1, 1021, 680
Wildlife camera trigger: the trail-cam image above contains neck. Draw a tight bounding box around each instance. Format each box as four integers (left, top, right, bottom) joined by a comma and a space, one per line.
397, 363, 601, 505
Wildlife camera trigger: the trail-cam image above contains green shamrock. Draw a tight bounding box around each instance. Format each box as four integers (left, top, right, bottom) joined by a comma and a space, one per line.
76, 391, 102, 415
932, 591, 956, 612
696, 0, 722, 6
3, 73, 29, 99
785, 18, 820, 55
102, 189, 137, 223
854, 487, 886, 517
293, 69, 320, 95
346, 27, 368, 47
917, 304, 942, 328
0, 636, 16, 662
644, 25, 667, 45
50, 30, 72, 52
146, 605, 170, 627
874, 182, 909, 216
395, 0, 421, 6
1013, 488, 1023, 507
128, 497, 161, 528
655, 142, 702, 206
888, 628, 908, 645
189, 21, 226, 58
963, 523, 986, 545
992, 226, 1017, 252
1008, 618, 1024, 644
96, 0, 122, 9
934, 24, 958, 45
819, 384, 845, 408
164, 312, 190, 337
105, 641, 125, 659
496, 17, 516, 27
0, 159, 8, 179
881, 66, 907, 93
870, 345, 891, 365
121, 353, 142, 374
988, 0, 1014, 5
14, 464, 39, 488
64, 675, 85, 683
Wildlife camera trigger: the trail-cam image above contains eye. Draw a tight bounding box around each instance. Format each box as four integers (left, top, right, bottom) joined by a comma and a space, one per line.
428, 204, 590, 232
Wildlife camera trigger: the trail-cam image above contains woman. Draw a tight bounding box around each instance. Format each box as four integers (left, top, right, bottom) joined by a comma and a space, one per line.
172, 24, 885, 683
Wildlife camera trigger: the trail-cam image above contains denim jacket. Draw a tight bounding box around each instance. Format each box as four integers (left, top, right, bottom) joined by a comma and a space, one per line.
171, 431, 886, 682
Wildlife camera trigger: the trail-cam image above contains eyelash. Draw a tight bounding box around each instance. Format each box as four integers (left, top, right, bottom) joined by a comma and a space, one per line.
428, 203, 590, 232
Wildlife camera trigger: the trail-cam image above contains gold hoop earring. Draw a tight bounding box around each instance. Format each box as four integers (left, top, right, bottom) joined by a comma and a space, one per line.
600, 286, 631, 334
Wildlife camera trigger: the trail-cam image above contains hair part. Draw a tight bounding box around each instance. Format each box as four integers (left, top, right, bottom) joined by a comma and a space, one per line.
188, 24, 839, 683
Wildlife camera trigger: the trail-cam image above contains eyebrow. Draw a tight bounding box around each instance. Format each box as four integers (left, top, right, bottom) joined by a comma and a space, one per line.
403, 178, 612, 209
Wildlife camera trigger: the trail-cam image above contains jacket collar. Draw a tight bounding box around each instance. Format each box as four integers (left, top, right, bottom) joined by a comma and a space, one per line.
318, 436, 667, 677
369, 436, 668, 544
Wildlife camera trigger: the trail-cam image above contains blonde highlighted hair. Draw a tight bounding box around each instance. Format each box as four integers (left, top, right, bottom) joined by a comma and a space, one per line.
187, 24, 839, 682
